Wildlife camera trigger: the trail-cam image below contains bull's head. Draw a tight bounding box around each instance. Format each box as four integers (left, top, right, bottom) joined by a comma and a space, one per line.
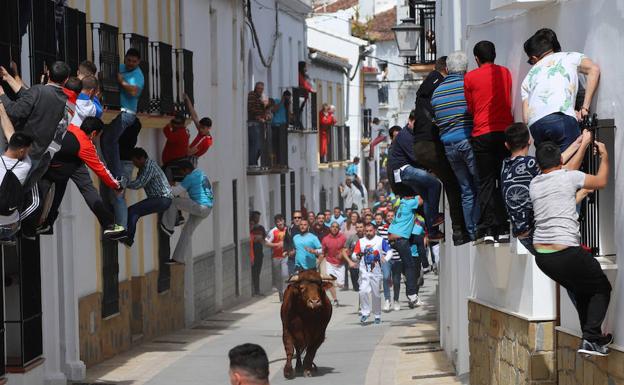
287, 270, 336, 309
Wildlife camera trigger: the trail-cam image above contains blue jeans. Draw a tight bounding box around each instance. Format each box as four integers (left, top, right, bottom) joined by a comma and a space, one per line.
102, 112, 136, 178
400, 165, 441, 232
248, 121, 263, 166
126, 197, 172, 242
529, 113, 580, 152
111, 161, 135, 227
444, 139, 480, 237
393, 238, 420, 297
382, 258, 402, 301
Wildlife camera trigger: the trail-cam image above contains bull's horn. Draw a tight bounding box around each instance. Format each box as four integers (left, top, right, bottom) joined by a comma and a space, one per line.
321, 274, 337, 281
286, 274, 299, 284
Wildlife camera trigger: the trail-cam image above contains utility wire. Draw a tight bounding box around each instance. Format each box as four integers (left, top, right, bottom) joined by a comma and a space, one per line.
245, 0, 280, 68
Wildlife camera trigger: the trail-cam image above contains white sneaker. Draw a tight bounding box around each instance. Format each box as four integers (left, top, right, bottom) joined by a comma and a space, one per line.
383, 299, 391, 312
393, 302, 401, 311
414, 296, 424, 307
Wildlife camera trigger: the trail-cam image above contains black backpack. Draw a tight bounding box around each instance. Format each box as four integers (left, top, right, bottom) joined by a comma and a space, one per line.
0, 157, 23, 217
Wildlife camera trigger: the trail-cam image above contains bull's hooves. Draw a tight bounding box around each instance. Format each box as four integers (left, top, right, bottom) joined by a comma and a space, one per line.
303, 369, 313, 377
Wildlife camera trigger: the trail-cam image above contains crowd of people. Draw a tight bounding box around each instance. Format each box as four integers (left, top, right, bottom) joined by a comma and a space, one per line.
0, 48, 214, 266
250, 193, 440, 325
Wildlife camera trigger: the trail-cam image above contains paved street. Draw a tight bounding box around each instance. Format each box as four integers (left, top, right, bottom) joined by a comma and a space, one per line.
77, 273, 462, 385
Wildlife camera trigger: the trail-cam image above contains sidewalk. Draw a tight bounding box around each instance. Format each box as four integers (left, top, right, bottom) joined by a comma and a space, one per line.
71, 271, 463, 385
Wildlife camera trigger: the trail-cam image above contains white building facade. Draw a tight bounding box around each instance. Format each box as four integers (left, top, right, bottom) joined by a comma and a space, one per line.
434, 0, 622, 382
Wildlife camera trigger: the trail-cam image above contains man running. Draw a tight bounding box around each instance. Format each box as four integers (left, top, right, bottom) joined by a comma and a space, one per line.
265, 214, 288, 301
353, 222, 390, 325
320, 222, 346, 306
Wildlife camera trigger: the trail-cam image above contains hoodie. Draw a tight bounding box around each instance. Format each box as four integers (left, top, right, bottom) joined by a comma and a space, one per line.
413, 70, 444, 142
71, 93, 103, 127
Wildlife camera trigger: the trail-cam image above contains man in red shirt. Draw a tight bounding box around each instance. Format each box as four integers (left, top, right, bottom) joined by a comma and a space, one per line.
265, 214, 287, 302
184, 93, 213, 160
162, 113, 189, 165
464, 41, 513, 242
321, 222, 346, 306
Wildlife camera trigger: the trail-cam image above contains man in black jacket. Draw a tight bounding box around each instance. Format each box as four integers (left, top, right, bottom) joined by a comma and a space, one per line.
412, 57, 471, 245
0, 61, 70, 163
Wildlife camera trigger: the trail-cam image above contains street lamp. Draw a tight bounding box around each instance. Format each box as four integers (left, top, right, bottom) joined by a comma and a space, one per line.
392, 18, 423, 59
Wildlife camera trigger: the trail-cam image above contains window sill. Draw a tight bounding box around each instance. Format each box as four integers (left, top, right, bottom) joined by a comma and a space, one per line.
6, 357, 45, 374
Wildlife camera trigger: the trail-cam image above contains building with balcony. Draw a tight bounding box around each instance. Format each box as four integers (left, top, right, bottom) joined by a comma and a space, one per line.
0, 0, 281, 384
433, 0, 622, 383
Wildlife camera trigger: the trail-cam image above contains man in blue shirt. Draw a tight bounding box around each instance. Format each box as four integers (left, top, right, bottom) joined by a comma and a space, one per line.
327, 207, 346, 227
388, 195, 424, 308
270, 90, 291, 167
431, 50, 479, 240
102, 48, 144, 184
290, 219, 323, 271
161, 160, 213, 264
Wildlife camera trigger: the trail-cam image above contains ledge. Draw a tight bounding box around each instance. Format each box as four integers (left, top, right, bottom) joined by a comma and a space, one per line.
596, 255, 618, 271
288, 128, 318, 135
101, 110, 175, 129
490, 0, 555, 10
6, 357, 45, 374
468, 297, 556, 322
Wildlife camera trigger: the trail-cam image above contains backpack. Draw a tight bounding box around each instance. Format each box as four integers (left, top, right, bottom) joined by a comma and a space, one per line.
0, 157, 24, 218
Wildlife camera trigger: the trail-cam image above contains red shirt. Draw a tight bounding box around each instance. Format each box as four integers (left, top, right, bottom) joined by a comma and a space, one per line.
464, 63, 513, 137
190, 133, 213, 158
322, 233, 346, 266
266, 226, 286, 259
162, 124, 190, 164
319, 111, 336, 127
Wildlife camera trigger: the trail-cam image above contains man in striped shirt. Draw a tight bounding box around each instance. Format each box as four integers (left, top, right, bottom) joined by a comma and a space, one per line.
431, 51, 479, 241
113, 147, 172, 247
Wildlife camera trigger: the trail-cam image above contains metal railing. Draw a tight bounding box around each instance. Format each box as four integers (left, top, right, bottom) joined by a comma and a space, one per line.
292, 88, 317, 131
174, 49, 194, 116
90, 22, 121, 109
247, 122, 289, 174
321, 125, 351, 164
408, 0, 436, 65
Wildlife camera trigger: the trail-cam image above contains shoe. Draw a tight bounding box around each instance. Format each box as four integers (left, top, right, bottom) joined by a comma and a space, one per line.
36, 224, 53, 235
333, 299, 339, 307
360, 315, 369, 324
496, 232, 511, 243
165, 259, 184, 265
414, 297, 424, 306
578, 339, 609, 356
483, 235, 496, 244
432, 213, 445, 227
393, 302, 400, 311
118, 236, 134, 248
107, 230, 128, 241
374, 317, 381, 325
452, 232, 472, 246
597, 333, 614, 346
429, 230, 445, 241
104, 224, 125, 237
383, 299, 391, 312
160, 222, 174, 237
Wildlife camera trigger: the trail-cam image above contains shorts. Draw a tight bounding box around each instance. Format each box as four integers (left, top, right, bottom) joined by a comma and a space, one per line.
326, 263, 345, 287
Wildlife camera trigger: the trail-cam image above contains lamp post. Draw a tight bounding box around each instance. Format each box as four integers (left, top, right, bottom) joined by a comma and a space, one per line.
392, 18, 423, 64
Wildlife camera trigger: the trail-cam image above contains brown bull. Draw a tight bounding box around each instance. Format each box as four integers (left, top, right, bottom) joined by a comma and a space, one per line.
280, 269, 335, 379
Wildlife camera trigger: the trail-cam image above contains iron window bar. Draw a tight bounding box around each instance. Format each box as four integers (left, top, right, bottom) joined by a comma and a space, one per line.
89, 22, 121, 109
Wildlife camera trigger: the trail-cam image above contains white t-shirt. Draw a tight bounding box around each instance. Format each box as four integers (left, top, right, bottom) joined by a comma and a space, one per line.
521, 52, 585, 126
529, 169, 585, 247
0, 155, 32, 185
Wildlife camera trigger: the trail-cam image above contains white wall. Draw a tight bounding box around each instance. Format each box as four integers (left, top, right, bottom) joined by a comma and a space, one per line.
435, 0, 624, 374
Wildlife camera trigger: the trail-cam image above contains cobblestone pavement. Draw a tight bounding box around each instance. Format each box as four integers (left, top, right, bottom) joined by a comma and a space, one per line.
73, 271, 464, 385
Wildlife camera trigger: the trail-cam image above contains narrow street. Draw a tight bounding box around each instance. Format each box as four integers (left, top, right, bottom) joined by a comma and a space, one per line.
76, 274, 462, 385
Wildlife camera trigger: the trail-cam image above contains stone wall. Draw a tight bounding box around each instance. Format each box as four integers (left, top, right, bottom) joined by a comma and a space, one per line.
557, 330, 624, 385
194, 251, 217, 319
78, 265, 184, 367
468, 300, 556, 385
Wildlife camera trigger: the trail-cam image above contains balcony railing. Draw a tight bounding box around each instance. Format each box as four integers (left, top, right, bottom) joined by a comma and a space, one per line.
292, 88, 317, 132
408, 0, 436, 65
90, 22, 121, 109
149, 41, 174, 115
321, 125, 351, 164
174, 49, 194, 116
247, 122, 289, 175
123, 33, 150, 113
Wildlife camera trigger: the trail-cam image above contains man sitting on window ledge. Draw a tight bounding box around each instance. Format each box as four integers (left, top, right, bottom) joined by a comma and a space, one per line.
111, 147, 172, 247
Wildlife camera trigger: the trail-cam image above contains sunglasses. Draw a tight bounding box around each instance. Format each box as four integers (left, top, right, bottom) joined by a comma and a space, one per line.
293, 216, 302, 219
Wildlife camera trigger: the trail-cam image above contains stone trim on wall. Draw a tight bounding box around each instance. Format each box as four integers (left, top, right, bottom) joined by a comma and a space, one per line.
78, 265, 185, 367
557, 329, 624, 384
468, 300, 556, 385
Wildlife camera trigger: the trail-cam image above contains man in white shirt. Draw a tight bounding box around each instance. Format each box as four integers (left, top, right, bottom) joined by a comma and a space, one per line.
521, 29, 600, 152
352, 222, 390, 325
340, 177, 362, 210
